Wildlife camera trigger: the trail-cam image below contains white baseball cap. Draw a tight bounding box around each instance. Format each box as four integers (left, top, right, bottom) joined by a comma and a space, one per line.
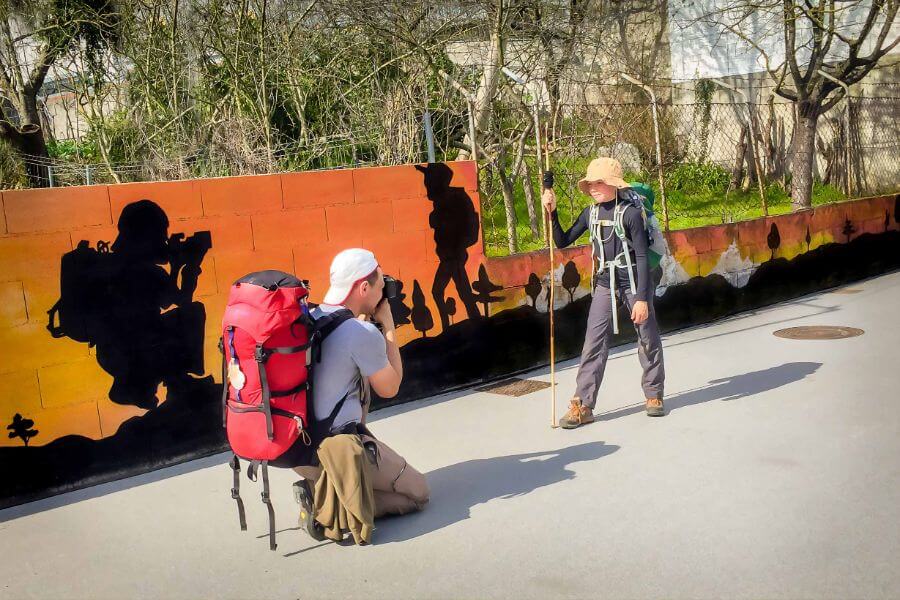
322, 248, 379, 305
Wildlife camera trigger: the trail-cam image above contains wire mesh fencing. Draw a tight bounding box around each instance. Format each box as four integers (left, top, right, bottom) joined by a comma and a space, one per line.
2, 93, 898, 259
478, 95, 900, 256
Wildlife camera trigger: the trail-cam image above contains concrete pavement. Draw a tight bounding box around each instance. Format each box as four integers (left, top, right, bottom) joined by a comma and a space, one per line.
2, 271, 899, 599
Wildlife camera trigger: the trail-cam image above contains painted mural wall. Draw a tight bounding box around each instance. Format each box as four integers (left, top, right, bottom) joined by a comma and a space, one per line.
1, 161, 898, 507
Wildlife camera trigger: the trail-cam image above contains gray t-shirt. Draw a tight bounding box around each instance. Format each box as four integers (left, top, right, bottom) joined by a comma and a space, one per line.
311, 304, 389, 432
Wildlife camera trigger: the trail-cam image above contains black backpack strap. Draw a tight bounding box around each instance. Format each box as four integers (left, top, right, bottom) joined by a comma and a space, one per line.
243, 459, 277, 551
219, 335, 227, 428
230, 455, 247, 531
261, 461, 276, 551
264, 342, 314, 355
304, 307, 354, 427
310, 308, 354, 364
270, 381, 309, 398
312, 308, 355, 337
311, 393, 351, 444
254, 344, 275, 440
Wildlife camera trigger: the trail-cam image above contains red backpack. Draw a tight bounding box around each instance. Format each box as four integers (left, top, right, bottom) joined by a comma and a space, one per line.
219, 270, 351, 550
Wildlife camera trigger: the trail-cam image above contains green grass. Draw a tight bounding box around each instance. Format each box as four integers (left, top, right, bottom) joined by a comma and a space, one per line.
480, 158, 851, 257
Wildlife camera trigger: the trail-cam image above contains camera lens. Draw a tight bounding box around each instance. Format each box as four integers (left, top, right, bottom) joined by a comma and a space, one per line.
382, 275, 399, 300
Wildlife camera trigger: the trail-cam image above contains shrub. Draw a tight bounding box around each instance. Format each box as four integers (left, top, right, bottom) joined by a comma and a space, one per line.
666, 161, 730, 193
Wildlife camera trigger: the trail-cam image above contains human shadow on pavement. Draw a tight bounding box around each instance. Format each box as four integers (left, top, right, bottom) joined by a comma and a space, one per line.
597, 362, 822, 421
374, 441, 619, 544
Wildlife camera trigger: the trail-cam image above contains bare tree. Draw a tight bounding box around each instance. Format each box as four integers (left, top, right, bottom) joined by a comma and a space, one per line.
0, 0, 120, 185
608, 0, 672, 84
698, 0, 899, 209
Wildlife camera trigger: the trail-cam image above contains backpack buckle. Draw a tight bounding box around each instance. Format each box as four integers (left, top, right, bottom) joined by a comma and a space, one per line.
231, 487, 241, 499
254, 344, 270, 363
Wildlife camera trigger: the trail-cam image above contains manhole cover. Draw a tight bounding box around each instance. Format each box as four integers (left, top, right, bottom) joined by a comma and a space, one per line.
773, 326, 864, 340
832, 288, 863, 294
476, 377, 551, 397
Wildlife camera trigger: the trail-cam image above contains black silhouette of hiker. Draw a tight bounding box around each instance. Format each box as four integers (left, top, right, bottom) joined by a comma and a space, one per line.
415, 163, 481, 329
48, 200, 211, 410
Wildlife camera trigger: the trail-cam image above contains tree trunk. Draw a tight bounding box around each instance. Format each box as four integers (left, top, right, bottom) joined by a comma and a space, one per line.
522, 161, 541, 240
457, 2, 504, 161
731, 124, 747, 189
848, 101, 865, 195
497, 164, 519, 255
791, 109, 819, 210
0, 122, 50, 187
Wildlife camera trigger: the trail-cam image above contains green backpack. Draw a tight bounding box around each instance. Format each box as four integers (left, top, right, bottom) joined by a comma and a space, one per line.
626, 182, 665, 270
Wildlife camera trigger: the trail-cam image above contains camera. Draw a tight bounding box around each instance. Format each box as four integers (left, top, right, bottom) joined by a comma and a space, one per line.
382, 275, 400, 301
168, 231, 212, 268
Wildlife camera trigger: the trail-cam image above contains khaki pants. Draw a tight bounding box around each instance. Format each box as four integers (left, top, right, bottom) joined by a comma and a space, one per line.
294, 436, 429, 518
360, 434, 430, 518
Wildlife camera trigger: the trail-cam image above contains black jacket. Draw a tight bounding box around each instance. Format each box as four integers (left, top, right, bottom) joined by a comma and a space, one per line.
551, 198, 650, 301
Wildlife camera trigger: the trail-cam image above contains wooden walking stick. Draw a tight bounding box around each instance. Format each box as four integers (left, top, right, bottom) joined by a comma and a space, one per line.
534, 115, 557, 428
545, 178, 557, 428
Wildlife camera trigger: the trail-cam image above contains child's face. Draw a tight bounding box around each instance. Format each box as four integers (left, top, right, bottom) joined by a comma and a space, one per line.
586, 181, 618, 203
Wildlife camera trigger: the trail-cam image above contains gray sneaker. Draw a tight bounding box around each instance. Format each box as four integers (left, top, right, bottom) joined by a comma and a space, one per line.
292, 479, 326, 541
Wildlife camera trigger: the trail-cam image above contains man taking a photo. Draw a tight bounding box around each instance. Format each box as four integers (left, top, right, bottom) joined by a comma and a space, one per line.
288, 249, 429, 540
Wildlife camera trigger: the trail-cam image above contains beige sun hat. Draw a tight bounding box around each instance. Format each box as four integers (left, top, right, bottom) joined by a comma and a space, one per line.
577, 157, 629, 195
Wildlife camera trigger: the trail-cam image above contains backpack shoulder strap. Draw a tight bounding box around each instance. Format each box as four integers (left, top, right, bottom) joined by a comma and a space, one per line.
613, 202, 631, 241
311, 308, 354, 342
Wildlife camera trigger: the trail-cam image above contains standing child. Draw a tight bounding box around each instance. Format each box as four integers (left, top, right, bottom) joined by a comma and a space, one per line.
542, 157, 666, 428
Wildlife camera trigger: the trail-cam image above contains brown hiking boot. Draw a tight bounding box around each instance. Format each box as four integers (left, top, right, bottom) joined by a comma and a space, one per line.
646, 398, 665, 417
559, 398, 594, 429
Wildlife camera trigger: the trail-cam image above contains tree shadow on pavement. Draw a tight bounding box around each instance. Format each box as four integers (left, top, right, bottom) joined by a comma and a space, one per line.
374, 441, 618, 544
597, 362, 823, 421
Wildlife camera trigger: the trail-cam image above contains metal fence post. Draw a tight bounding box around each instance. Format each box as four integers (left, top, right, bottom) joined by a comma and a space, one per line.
85, 165, 92, 186
621, 73, 670, 231
47, 164, 55, 188
423, 110, 436, 163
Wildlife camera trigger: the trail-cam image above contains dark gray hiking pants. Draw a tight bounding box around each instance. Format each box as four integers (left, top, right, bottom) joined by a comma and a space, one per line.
574, 284, 665, 409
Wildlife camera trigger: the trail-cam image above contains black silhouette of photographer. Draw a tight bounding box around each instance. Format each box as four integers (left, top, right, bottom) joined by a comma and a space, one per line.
48, 200, 211, 410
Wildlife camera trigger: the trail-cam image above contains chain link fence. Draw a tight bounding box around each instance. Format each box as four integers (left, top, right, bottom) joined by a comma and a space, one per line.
3, 93, 898, 258
479, 95, 900, 256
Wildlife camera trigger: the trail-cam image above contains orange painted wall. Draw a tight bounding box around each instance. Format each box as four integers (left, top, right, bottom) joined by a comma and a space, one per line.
0, 162, 480, 447
484, 194, 898, 313
0, 158, 895, 450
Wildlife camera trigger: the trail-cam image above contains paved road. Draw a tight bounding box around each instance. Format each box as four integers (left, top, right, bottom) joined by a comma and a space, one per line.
2, 272, 899, 600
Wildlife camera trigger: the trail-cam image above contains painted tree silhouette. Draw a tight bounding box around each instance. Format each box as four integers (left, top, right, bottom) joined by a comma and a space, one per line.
471, 265, 503, 317
524, 273, 542, 308
561, 261, 581, 303
895, 196, 900, 225
7, 413, 38, 446
767, 223, 781, 260
388, 279, 411, 327
805, 226, 811, 252
445, 297, 457, 325
410, 280, 434, 338
885, 210, 891, 233
842, 218, 856, 243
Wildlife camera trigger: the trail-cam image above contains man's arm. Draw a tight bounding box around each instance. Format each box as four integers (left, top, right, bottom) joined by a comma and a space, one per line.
367, 300, 403, 398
